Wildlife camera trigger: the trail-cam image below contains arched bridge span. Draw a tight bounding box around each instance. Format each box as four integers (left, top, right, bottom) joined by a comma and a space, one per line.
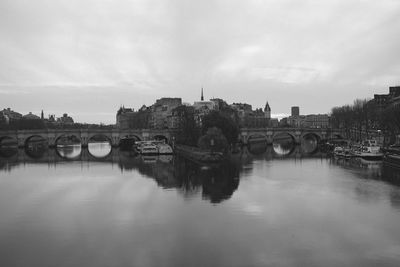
0, 129, 176, 148
240, 128, 346, 145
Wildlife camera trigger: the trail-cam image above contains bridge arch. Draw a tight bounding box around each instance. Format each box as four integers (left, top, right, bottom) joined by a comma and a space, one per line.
247, 134, 268, 144
54, 133, 82, 146
24, 135, 48, 159
55, 146, 82, 160
0, 135, 18, 146
25, 134, 48, 147
272, 132, 296, 142
87, 133, 113, 144
120, 134, 141, 141
247, 142, 268, 155
271, 144, 297, 157
301, 132, 322, 142
272, 132, 296, 156
300, 133, 321, 154
0, 136, 18, 158
87, 134, 113, 158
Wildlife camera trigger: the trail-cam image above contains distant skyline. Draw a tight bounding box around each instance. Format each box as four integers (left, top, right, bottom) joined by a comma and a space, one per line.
1, 0, 400, 123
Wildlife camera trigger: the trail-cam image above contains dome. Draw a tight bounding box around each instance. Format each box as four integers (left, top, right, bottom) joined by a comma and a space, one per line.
23, 112, 41, 120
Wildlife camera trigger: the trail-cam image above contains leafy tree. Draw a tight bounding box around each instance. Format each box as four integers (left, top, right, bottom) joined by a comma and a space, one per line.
173, 105, 200, 146
197, 127, 229, 152
202, 111, 239, 145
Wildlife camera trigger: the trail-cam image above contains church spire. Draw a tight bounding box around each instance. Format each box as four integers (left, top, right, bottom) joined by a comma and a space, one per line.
201, 87, 204, 101
264, 101, 271, 119
264, 101, 271, 111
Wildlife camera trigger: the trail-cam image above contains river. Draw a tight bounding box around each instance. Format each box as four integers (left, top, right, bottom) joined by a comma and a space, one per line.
0, 142, 400, 267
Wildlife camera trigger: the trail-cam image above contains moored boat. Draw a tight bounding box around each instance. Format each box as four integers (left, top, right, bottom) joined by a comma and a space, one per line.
351, 139, 383, 160
383, 145, 400, 167
157, 143, 173, 154
333, 146, 351, 159
140, 143, 158, 155
135, 140, 173, 155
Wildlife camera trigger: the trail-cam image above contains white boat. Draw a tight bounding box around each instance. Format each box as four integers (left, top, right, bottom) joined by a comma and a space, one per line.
333, 146, 351, 158
157, 143, 173, 154
351, 140, 383, 160
140, 143, 158, 155
135, 140, 173, 155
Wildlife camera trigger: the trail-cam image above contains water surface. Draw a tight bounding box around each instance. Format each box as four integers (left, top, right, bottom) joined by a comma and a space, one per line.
0, 143, 400, 267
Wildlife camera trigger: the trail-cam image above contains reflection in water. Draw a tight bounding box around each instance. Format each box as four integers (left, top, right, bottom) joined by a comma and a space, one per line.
248, 142, 268, 155
272, 133, 295, 156
56, 144, 82, 159
25, 142, 47, 158
1, 144, 400, 266
273, 142, 294, 155
117, 152, 240, 203
0, 146, 18, 158
174, 156, 240, 203
88, 142, 112, 158
301, 135, 318, 154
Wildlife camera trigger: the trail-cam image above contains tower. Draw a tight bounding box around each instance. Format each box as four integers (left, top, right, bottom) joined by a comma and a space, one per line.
201, 87, 204, 101
264, 102, 271, 119
41, 110, 44, 120
291, 106, 299, 117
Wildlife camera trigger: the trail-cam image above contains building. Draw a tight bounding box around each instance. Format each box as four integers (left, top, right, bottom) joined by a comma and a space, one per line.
230, 103, 252, 120
270, 118, 279, 127
48, 115, 56, 123
23, 112, 41, 120
230, 103, 252, 127
168, 105, 195, 129
287, 115, 305, 128
116, 106, 151, 129
303, 114, 330, 128
116, 107, 135, 129
191, 89, 219, 127
279, 117, 289, 127
246, 108, 269, 128
150, 98, 182, 129
291, 106, 300, 116
373, 86, 400, 110
56, 113, 74, 125
210, 98, 230, 111
1, 108, 22, 124
231, 101, 271, 128
264, 102, 271, 119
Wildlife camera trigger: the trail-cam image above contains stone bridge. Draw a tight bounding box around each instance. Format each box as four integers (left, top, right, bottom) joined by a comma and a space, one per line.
0, 128, 176, 148
0, 127, 346, 148
240, 127, 346, 145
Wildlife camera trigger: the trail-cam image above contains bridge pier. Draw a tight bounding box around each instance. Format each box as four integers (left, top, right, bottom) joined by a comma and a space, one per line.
17, 133, 25, 148
111, 132, 120, 147
266, 131, 273, 145
81, 131, 89, 148
48, 132, 56, 148
294, 131, 301, 145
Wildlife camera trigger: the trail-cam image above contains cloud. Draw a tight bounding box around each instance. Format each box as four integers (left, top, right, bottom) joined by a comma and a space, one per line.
1, 0, 400, 123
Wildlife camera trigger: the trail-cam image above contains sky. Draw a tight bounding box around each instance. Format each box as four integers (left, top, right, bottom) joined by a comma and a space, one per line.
1, 0, 400, 124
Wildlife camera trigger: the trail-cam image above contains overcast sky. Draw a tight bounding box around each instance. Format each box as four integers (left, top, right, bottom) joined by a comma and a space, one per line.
1, 0, 400, 123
